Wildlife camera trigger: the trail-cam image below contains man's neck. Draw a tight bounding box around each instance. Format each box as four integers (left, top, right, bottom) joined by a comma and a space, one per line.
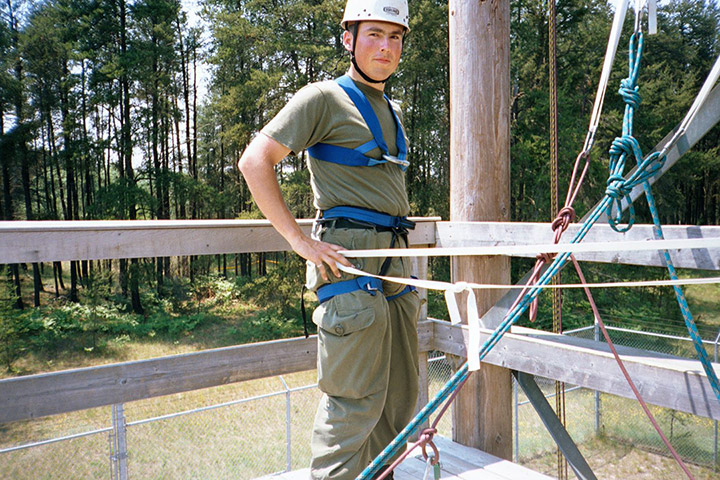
347, 67, 386, 92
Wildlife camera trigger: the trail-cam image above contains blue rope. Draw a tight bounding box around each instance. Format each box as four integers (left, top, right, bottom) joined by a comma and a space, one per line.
358, 32, 719, 479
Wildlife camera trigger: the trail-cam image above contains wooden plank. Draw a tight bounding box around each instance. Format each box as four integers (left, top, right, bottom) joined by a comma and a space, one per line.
432, 437, 554, 479
432, 320, 720, 420
258, 437, 555, 480
0, 218, 439, 264
436, 222, 720, 270
0, 336, 317, 424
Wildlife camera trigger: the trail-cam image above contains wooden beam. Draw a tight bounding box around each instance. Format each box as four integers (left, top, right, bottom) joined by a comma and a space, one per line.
449, 0, 512, 460
436, 222, 720, 270
0, 336, 317, 424
432, 320, 720, 421
0, 218, 438, 264
2, 318, 716, 426
0, 321, 435, 425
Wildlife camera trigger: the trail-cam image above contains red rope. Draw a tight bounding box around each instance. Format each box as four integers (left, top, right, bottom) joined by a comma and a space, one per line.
507, 147, 697, 478
570, 255, 697, 480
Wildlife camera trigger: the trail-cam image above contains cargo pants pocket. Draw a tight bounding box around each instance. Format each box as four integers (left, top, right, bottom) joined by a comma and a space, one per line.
313, 289, 391, 399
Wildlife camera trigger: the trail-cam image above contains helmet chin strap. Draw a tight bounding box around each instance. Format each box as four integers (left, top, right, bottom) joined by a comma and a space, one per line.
349, 23, 392, 85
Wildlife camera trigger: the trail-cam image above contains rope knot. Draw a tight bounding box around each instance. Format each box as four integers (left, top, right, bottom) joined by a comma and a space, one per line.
619, 79, 641, 110
551, 206, 576, 235
605, 174, 631, 200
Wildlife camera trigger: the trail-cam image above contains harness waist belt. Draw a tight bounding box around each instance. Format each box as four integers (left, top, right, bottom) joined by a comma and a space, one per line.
322, 206, 416, 230
317, 277, 383, 304
385, 283, 417, 302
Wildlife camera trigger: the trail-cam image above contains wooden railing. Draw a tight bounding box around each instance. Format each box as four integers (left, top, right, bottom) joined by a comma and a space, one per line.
1, 219, 719, 426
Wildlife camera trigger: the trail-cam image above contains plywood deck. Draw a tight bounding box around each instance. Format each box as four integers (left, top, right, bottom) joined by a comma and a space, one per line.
260, 436, 554, 480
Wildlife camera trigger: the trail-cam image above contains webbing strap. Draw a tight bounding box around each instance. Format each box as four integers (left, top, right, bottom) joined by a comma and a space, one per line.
307, 143, 387, 168
336, 75, 407, 163
322, 206, 416, 230
316, 276, 382, 304
385, 282, 417, 302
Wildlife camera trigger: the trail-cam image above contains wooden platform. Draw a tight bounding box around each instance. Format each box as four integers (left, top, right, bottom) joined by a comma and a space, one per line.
261, 436, 554, 480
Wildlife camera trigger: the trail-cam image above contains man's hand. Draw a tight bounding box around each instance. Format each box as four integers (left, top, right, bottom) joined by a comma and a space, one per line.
289, 234, 353, 282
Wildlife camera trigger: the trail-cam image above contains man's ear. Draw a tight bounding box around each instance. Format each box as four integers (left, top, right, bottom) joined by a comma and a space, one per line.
342, 29, 354, 54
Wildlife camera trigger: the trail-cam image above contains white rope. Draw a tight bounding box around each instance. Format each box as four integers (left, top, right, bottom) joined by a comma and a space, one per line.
337, 265, 720, 291
339, 236, 720, 259
336, 259, 720, 371
337, 263, 720, 293
583, 0, 630, 154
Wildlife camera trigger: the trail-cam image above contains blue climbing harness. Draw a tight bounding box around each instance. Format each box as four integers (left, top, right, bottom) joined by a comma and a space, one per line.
315, 206, 416, 304
307, 75, 409, 171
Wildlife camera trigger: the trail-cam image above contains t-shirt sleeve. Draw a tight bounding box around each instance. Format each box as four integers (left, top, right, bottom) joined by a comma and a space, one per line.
261, 84, 330, 155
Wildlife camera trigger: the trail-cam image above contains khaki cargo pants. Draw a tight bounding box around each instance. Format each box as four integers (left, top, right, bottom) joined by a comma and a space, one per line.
307, 223, 421, 480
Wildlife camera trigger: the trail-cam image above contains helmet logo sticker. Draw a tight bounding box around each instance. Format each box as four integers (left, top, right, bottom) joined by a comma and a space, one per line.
383, 6, 400, 16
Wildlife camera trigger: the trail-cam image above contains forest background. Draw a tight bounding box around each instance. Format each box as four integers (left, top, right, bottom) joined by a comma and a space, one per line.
0, 0, 719, 375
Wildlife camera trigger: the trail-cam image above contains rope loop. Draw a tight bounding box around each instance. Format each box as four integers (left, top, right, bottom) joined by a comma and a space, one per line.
419, 428, 440, 466
632, 151, 666, 182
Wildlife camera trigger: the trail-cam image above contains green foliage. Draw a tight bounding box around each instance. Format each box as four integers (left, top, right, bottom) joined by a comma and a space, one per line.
234, 253, 306, 318
0, 280, 30, 371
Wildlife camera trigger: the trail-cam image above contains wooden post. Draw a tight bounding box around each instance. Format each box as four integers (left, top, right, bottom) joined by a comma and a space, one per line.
448, 0, 512, 460
412, 255, 430, 441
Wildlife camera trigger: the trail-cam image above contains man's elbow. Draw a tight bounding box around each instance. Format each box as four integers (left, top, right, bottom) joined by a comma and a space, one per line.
237, 145, 259, 177
237, 151, 250, 176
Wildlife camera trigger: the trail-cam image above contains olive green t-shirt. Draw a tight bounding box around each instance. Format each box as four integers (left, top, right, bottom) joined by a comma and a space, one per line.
261, 78, 410, 217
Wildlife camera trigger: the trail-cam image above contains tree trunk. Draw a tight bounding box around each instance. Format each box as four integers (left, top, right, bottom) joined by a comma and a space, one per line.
5, 0, 25, 310
120, 0, 143, 314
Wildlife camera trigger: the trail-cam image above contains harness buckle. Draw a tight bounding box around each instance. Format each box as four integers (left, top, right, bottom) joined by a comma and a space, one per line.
382, 154, 410, 168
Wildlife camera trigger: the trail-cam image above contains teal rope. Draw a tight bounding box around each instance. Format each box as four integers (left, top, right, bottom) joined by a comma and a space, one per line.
359, 32, 718, 479
604, 32, 720, 404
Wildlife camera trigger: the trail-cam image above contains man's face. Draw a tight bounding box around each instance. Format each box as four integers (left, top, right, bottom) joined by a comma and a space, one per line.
344, 21, 404, 82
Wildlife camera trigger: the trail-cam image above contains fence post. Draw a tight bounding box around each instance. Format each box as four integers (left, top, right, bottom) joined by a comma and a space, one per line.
111, 404, 129, 480
280, 376, 292, 472
411, 255, 430, 442
513, 376, 519, 462
715, 330, 719, 470
594, 321, 601, 434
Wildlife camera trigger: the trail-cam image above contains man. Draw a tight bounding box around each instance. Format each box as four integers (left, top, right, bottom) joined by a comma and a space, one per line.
238, 1, 419, 478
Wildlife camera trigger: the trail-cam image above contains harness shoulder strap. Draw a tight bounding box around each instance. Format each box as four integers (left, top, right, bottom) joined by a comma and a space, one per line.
307, 76, 408, 170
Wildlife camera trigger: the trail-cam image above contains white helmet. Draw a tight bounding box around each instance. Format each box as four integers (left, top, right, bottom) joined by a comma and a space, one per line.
341, 0, 410, 32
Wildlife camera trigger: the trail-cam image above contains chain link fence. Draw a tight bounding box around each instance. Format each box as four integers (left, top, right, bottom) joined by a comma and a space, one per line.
1, 330, 718, 479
